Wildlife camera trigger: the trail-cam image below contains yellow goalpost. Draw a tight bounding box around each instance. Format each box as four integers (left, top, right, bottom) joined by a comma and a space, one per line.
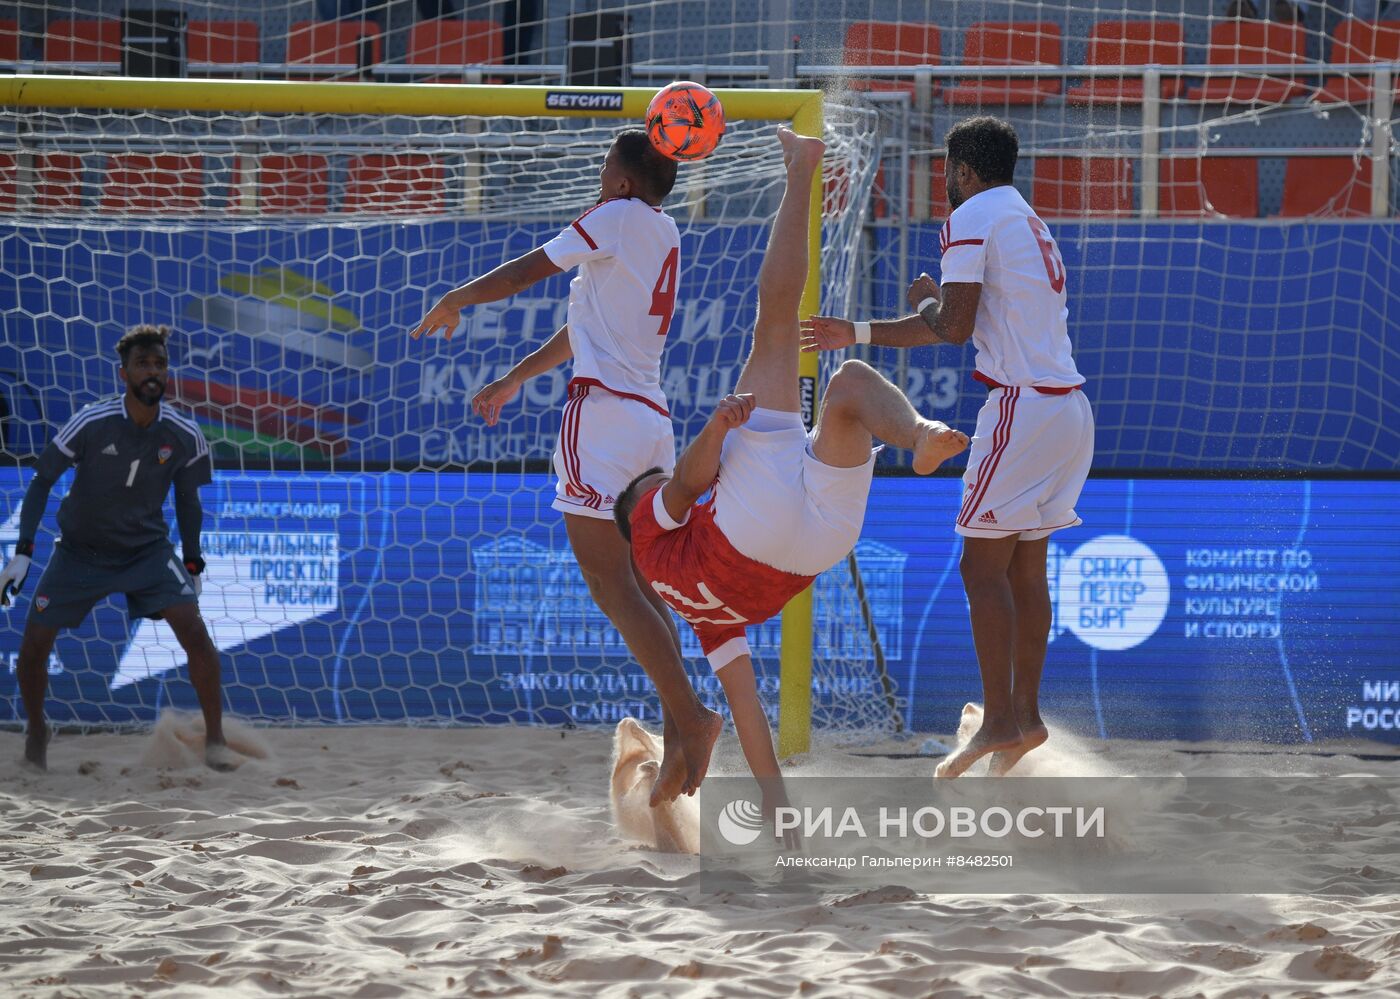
0, 75, 824, 756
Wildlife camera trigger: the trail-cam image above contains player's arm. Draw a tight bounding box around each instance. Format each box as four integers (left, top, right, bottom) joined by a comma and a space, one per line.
714, 653, 798, 849
799, 277, 980, 351
472, 325, 573, 427
2, 435, 77, 606
658, 393, 755, 524
172, 433, 214, 596
411, 248, 563, 341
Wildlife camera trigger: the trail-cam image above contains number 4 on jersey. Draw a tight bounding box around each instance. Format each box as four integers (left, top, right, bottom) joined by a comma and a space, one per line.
649, 246, 679, 336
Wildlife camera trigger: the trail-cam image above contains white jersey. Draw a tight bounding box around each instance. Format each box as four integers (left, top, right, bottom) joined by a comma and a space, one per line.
938, 185, 1083, 389
542, 196, 681, 413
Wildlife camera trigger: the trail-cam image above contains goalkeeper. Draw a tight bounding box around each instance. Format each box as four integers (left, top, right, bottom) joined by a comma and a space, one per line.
0, 325, 236, 772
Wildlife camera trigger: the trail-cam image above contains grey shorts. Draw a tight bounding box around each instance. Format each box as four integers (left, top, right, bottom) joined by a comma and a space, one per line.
27, 542, 197, 630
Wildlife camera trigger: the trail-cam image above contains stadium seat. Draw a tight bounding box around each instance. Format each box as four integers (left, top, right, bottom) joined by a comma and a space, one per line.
1158, 158, 1259, 218
286, 21, 382, 79
101, 155, 204, 214
1065, 20, 1185, 105
407, 18, 504, 82
1279, 157, 1374, 217
26, 153, 88, 212
187, 20, 260, 68
1314, 19, 1400, 105
0, 20, 20, 64
841, 21, 942, 97
255, 154, 330, 214
944, 22, 1062, 106
1033, 157, 1134, 217
343, 154, 445, 213
44, 18, 122, 68
0, 154, 14, 212
1185, 21, 1309, 104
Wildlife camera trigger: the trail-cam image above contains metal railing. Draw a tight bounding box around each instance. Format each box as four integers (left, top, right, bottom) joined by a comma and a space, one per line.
799, 62, 1397, 219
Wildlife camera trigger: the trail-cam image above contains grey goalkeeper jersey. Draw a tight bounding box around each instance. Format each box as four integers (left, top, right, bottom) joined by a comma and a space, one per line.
29, 397, 212, 559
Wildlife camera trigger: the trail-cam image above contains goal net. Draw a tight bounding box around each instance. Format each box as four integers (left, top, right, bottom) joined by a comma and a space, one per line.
0, 79, 891, 740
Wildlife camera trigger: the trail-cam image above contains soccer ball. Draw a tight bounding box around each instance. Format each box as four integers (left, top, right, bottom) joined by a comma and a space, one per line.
645, 81, 725, 162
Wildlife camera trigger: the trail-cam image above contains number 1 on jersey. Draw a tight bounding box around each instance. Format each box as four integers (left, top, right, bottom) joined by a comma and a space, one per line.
125, 459, 139, 487
649, 246, 679, 337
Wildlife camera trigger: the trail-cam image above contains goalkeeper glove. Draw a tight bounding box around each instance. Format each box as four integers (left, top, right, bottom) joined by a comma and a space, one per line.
184, 554, 206, 599
1, 541, 33, 608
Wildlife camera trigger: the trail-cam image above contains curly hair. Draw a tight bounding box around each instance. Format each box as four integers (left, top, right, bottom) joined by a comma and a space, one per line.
115, 324, 170, 367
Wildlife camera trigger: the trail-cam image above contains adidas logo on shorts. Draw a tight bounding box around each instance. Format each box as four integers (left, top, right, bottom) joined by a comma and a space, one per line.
102, 443, 118, 455
978, 510, 998, 525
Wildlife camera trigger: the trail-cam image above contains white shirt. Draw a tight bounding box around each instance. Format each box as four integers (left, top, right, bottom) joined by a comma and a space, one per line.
542, 197, 681, 412
938, 185, 1083, 389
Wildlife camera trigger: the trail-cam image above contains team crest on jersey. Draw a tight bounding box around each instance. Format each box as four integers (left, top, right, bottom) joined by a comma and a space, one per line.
35, 595, 49, 611
158, 444, 173, 464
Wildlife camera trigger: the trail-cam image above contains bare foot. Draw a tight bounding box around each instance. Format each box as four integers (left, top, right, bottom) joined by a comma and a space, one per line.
205, 740, 241, 773
652, 738, 689, 806
934, 720, 1022, 780
988, 723, 1048, 777
912, 421, 970, 475
777, 125, 825, 171
23, 725, 49, 772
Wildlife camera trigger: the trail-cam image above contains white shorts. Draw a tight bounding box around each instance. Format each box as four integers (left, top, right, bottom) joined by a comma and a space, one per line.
713, 408, 878, 576
552, 384, 675, 520
956, 387, 1094, 540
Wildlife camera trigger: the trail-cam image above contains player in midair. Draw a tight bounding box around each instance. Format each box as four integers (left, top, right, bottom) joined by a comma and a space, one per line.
801, 116, 1095, 779
612, 127, 968, 814
0, 325, 236, 771
412, 129, 721, 802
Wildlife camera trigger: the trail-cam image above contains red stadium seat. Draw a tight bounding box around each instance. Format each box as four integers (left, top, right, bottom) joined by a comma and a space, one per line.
1033, 157, 1134, 217
257, 154, 330, 214
0, 20, 20, 63
1314, 19, 1400, 105
343, 155, 445, 213
1279, 157, 1373, 217
944, 22, 1062, 106
0, 153, 14, 212
101, 155, 204, 214
842, 21, 942, 97
1186, 21, 1309, 104
0, 153, 84, 214
30, 153, 87, 212
286, 21, 382, 79
407, 18, 504, 82
1159, 158, 1259, 218
187, 20, 260, 67
44, 18, 121, 67
1066, 20, 1185, 105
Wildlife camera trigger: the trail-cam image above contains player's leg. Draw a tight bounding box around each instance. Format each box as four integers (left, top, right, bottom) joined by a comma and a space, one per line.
810, 359, 968, 470
935, 535, 1024, 779
732, 127, 825, 412
16, 618, 60, 769
989, 537, 1052, 776
565, 513, 722, 803
161, 602, 237, 772
630, 557, 687, 766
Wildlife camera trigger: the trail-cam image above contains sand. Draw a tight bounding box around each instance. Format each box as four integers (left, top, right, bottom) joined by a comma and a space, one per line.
3, 715, 1397, 998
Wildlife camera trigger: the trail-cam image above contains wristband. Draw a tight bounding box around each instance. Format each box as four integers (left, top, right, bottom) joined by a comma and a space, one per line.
14, 539, 34, 558
853, 321, 871, 345
916, 297, 938, 315
184, 555, 206, 576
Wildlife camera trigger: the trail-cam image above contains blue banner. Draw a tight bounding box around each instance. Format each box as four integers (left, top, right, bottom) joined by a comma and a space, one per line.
2, 222, 1397, 470
2, 471, 1396, 744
